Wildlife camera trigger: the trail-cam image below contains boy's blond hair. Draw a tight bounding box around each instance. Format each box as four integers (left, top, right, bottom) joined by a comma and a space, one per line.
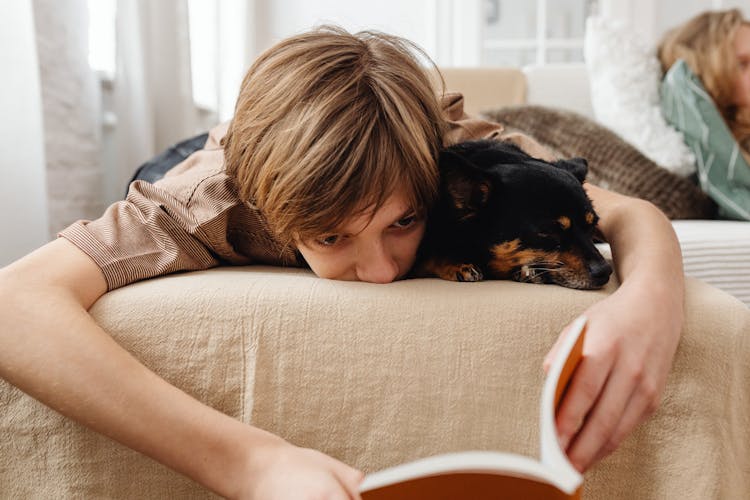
222, 26, 446, 246
658, 9, 750, 150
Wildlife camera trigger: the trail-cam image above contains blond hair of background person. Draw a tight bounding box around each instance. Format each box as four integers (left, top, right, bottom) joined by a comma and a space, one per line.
0, 26, 684, 499
658, 8, 750, 161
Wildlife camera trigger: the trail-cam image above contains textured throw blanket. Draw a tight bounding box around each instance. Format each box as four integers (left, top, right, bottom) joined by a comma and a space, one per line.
483, 105, 717, 220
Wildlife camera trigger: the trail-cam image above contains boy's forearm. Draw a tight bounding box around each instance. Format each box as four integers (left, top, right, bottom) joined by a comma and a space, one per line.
0, 282, 277, 497
586, 184, 685, 314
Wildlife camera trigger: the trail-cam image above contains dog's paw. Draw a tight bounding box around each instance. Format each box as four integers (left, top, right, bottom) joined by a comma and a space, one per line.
416, 259, 484, 282
455, 264, 483, 282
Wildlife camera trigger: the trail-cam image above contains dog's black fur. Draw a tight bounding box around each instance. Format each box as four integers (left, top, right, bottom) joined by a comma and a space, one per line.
413, 140, 612, 289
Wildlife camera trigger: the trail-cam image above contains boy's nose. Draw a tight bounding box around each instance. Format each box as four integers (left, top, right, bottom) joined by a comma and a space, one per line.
356, 244, 399, 284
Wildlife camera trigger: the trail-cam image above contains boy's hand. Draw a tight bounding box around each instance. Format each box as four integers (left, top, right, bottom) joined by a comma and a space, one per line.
543, 279, 682, 472
237, 440, 364, 500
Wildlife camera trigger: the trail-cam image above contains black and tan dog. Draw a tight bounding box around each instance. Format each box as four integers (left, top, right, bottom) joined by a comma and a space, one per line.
414, 140, 612, 290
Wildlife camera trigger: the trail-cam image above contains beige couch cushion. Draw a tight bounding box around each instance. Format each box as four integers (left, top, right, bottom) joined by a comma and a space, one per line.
438, 67, 526, 116
2, 267, 749, 499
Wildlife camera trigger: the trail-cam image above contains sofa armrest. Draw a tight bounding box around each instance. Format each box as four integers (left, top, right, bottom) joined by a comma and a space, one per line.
437, 64, 595, 119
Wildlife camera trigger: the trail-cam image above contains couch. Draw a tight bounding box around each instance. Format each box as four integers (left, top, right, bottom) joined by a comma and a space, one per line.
2, 67, 750, 499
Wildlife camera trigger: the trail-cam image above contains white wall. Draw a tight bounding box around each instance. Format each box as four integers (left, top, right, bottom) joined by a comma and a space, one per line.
654, 0, 748, 41
602, 0, 749, 46
0, 0, 49, 267
262, 0, 750, 61
262, 0, 443, 61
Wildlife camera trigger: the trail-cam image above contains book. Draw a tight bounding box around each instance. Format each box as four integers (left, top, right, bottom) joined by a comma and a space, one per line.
359, 315, 588, 500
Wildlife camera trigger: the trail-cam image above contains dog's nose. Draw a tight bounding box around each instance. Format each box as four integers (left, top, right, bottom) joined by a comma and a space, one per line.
589, 260, 613, 287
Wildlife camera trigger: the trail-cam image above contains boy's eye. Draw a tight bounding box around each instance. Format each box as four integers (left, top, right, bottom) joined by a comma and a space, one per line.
315, 234, 340, 247
393, 214, 417, 228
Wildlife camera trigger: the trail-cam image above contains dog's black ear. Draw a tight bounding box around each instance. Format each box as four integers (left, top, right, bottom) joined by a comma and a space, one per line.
439, 150, 492, 217
553, 157, 588, 183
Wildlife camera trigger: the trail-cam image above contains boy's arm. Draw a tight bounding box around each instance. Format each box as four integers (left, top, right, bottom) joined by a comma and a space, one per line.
0, 238, 362, 499
544, 184, 685, 472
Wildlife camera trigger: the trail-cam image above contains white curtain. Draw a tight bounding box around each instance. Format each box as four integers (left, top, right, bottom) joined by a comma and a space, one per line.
108, 0, 197, 205
32, 0, 103, 238
0, 0, 49, 265
108, 0, 263, 204
22, 0, 263, 231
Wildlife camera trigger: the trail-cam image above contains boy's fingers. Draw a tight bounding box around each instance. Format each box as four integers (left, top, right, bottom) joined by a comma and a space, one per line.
566, 367, 636, 471
554, 354, 612, 451
336, 465, 364, 499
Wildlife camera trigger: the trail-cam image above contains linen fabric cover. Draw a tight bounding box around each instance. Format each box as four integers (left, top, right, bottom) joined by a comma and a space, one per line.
1, 268, 748, 498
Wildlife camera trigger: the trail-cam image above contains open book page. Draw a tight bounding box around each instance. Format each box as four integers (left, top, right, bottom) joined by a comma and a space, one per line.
540, 316, 587, 488
360, 316, 588, 499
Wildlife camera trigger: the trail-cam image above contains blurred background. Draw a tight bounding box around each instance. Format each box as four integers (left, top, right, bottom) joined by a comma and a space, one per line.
1, 0, 747, 265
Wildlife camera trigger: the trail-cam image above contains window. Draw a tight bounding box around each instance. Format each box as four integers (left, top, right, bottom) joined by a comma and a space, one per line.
187, 0, 219, 112
481, 0, 597, 66
188, 0, 248, 121
87, 0, 116, 77
87, 0, 246, 120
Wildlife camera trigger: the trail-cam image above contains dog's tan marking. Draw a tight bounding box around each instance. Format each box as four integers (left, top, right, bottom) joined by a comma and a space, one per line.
557, 216, 571, 230
554, 251, 602, 288
478, 183, 490, 203
585, 212, 595, 225
488, 240, 521, 275
486, 242, 600, 288
489, 239, 555, 277
556, 251, 586, 273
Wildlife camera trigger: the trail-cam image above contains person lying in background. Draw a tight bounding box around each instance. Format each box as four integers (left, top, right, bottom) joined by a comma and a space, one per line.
658, 8, 750, 219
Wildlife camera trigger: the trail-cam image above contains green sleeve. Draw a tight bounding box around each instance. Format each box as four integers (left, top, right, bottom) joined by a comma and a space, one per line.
661, 60, 750, 220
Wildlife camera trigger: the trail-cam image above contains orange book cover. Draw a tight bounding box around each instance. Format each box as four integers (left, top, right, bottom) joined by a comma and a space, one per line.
360, 316, 588, 500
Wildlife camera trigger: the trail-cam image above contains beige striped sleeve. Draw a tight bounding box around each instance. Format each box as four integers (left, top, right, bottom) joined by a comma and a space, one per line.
59, 183, 221, 291
58, 150, 239, 291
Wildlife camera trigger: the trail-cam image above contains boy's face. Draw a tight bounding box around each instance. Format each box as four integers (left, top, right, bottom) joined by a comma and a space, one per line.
295, 190, 425, 283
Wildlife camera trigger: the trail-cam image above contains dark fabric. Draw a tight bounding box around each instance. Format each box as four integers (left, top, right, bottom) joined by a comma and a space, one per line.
483, 105, 717, 220
127, 132, 209, 196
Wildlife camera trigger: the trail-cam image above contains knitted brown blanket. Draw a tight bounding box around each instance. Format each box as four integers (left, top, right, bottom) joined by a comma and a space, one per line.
483, 105, 717, 220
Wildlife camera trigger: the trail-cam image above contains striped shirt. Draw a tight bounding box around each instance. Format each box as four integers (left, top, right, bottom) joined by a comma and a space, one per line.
59, 93, 534, 291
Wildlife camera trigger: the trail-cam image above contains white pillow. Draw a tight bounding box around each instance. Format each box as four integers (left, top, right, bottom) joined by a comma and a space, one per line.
584, 16, 696, 177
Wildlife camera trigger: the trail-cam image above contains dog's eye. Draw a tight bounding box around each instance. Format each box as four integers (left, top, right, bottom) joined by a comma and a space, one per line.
536, 232, 562, 247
